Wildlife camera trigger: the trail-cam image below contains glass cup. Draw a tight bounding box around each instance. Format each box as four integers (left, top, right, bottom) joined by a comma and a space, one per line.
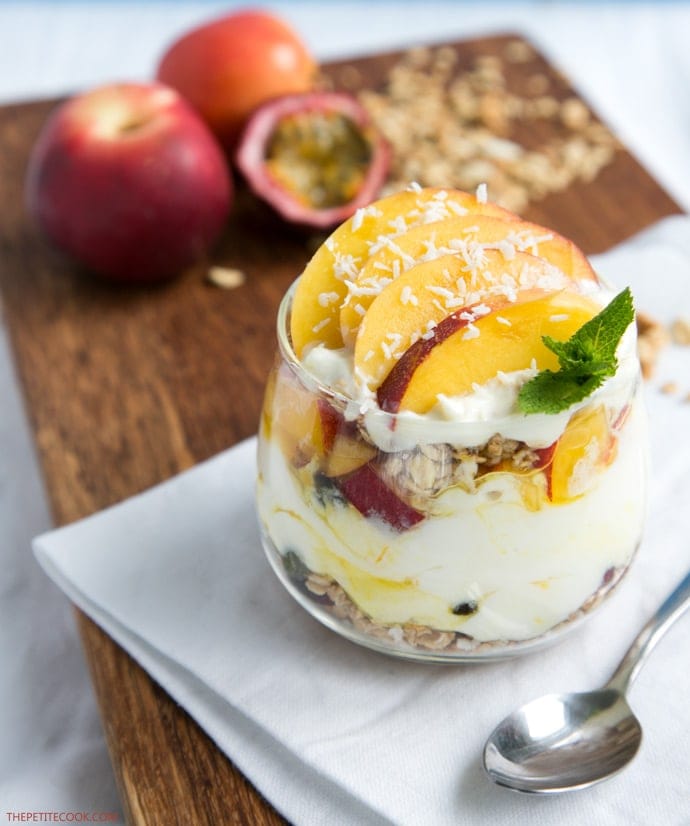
256, 282, 648, 662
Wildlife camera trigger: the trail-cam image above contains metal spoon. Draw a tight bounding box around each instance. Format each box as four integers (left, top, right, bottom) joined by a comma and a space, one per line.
483, 567, 690, 794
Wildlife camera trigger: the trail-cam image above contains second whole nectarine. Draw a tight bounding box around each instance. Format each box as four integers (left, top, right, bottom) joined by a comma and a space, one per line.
156, 9, 316, 148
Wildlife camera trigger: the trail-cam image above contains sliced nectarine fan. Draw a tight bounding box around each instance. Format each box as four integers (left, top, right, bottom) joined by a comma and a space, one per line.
289, 187, 517, 356
376, 290, 602, 414
353, 250, 572, 389
340, 213, 597, 346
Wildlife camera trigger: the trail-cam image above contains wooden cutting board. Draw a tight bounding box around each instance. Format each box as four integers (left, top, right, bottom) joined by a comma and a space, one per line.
0, 33, 681, 825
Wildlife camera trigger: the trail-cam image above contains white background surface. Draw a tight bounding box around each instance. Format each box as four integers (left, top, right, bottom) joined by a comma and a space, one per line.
1, 2, 689, 823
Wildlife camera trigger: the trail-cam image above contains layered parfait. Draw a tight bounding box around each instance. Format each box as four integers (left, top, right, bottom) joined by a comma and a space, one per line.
256, 185, 647, 660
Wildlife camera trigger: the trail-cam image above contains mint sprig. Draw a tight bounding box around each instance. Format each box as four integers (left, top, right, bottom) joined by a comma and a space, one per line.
518, 287, 635, 415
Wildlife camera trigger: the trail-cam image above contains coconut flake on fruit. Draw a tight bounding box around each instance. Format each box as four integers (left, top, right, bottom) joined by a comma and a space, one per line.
289, 186, 520, 355
339, 212, 598, 347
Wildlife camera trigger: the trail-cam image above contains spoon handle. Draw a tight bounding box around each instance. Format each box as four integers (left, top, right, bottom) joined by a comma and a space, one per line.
605, 566, 690, 695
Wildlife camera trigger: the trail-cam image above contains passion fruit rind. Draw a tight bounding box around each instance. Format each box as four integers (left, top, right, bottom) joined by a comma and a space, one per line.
235, 91, 390, 228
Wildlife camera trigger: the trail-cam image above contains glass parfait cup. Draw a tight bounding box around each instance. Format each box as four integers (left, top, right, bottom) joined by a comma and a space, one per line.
256, 282, 648, 662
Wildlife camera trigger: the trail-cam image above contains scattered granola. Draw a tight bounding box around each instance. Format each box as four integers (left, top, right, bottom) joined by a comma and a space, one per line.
206, 266, 246, 289
525, 73, 550, 96
354, 44, 618, 212
636, 311, 669, 378
504, 39, 535, 64
637, 314, 689, 394
560, 97, 590, 131
671, 316, 690, 346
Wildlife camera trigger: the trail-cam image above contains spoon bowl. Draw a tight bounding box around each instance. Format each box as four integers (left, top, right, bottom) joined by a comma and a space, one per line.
484, 689, 642, 793
483, 566, 690, 793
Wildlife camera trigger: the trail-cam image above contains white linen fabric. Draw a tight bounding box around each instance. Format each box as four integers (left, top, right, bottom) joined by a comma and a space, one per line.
33, 216, 690, 825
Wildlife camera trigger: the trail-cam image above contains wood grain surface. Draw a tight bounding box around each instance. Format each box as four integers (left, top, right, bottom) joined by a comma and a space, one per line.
0, 34, 681, 825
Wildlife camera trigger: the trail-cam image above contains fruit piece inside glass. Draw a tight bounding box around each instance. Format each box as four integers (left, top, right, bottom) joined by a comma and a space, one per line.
256, 187, 647, 662
256, 294, 646, 662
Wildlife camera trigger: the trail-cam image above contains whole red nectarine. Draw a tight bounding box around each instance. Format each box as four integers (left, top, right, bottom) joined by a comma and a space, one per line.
156, 9, 315, 148
25, 82, 232, 283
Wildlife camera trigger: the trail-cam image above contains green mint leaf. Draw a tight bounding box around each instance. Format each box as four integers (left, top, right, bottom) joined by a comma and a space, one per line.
518, 370, 606, 414
563, 287, 634, 364
517, 287, 634, 415
541, 335, 591, 368
541, 335, 573, 363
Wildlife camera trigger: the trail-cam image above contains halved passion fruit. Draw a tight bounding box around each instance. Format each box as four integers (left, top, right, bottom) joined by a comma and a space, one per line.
235, 91, 390, 228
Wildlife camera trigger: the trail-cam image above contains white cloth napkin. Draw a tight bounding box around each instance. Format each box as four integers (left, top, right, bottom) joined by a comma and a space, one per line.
34, 216, 690, 826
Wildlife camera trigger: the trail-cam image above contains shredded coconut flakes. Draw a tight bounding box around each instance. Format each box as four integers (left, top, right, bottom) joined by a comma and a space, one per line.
400, 285, 419, 306
311, 318, 331, 334
473, 303, 492, 317
318, 291, 340, 307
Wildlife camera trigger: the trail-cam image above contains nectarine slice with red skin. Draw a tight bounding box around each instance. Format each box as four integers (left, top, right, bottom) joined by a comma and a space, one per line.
353, 250, 571, 389
314, 399, 378, 477
289, 187, 518, 356
272, 379, 374, 472
337, 463, 425, 531
377, 290, 601, 414
376, 296, 511, 413
533, 442, 558, 500
271, 365, 340, 465
534, 442, 558, 470
340, 213, 598, 346
316, 398, 342, 454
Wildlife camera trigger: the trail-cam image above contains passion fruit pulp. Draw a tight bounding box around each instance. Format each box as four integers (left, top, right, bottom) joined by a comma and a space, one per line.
235, 91, 390, 228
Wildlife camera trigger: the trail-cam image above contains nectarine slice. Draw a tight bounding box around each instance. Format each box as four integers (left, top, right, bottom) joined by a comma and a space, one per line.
289, 187, 517, 356
549, 405, 615, 503
353, 250, 571, 389
340, 214, 597, 346
377, 291, 601, 414
271, 365, 333, 464
323, 432, 377, 477
336, 462, 425, 531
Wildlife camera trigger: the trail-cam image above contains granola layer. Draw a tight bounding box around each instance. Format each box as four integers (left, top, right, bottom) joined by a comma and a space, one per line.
280, 550, 629, 655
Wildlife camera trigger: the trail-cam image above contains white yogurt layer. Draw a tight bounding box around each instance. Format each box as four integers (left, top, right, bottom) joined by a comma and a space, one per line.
257, 393, 647, 642
301, 318, 639, 451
